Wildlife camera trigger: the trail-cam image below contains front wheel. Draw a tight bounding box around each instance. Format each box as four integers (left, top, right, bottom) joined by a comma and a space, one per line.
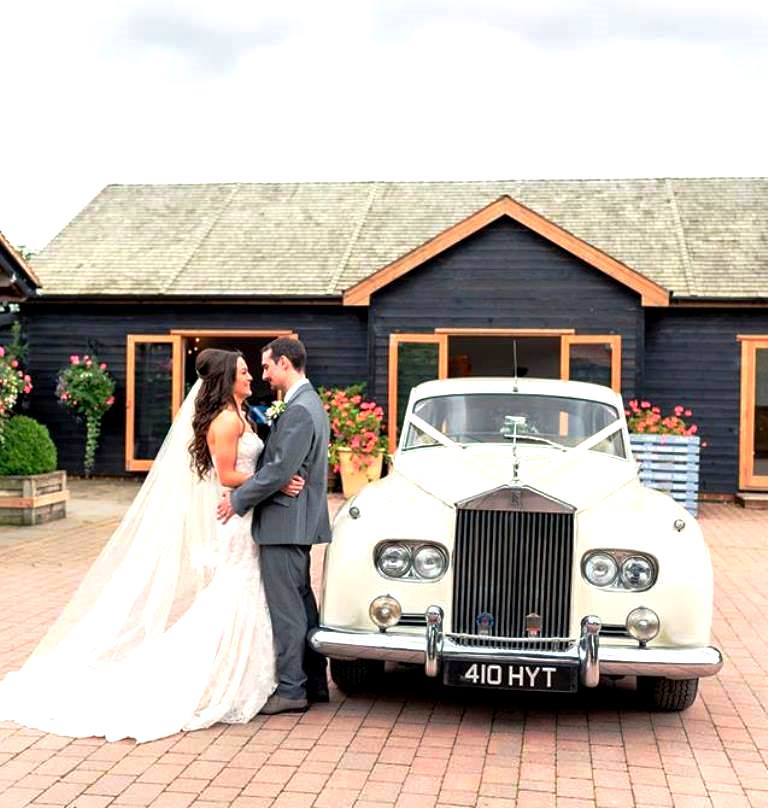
637, 676, 699, 711
330, 658, 385, 694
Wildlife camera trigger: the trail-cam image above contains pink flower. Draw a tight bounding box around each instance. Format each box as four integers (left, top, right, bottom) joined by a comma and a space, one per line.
640, 400, 650, 409
99, 362, 107, 370
60, 392, 69, 401
684, 409, 692, 417
674, 405, 684, 416
70, 355, 80, 365
84, 359, 93, 368
10, 359, 18, 368
106, 396, 115, 406
0, 346, 4, 358
687, 424, 698, 435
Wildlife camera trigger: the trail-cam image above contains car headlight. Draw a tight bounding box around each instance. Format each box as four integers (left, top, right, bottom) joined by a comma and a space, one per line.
621, 556, 654, 590
412, 545, 448, 580
375, 542, 449, 581
582, 550, 657, 591
583, 552, 618, 587
376, 544, 411, 578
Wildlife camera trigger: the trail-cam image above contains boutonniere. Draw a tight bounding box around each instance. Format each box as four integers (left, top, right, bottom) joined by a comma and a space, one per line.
265, 400, 287, 424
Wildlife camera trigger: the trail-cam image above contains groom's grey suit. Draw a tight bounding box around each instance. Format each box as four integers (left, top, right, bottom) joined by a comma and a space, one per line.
231, 382, 331, 701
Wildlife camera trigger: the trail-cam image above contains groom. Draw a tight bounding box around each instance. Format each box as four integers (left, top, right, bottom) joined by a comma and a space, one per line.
217, 337, 331, 714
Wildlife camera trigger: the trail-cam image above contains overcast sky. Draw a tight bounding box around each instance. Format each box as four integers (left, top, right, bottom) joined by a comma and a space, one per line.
2, 0, 766, 250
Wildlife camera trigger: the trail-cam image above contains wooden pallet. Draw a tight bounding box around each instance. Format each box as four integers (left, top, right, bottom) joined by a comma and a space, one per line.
630, 435, 700, 516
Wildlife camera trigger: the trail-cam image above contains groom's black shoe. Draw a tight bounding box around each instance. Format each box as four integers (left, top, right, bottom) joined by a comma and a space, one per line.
259, 694, 309, 715
307, 687, 330, 704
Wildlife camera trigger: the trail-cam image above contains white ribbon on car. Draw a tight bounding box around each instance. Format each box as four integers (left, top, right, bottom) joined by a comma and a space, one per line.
398, 413, 627, 507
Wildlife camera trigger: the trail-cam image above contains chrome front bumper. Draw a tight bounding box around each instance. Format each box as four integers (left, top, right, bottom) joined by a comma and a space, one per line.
309, 609, 724, 685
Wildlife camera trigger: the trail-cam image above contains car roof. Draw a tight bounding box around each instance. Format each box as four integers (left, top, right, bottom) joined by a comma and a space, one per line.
410, 377, 623, 407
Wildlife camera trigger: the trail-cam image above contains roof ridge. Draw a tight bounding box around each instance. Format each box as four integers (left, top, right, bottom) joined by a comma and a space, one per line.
326, 183, 379, 294
665, 179, 696, 297
160, 184, 241, 294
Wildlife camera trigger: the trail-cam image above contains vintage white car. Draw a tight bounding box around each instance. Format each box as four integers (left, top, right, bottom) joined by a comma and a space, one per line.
310, 377, 723, 711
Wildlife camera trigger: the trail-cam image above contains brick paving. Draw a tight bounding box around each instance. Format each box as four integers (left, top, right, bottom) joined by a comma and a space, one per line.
0, 486, 766, 807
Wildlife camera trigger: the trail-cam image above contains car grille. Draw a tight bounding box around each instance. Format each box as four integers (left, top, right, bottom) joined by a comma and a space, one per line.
452, 507, 574, 651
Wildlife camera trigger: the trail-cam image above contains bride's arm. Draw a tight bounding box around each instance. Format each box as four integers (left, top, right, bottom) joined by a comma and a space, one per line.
209, 412, 252, 488
209, 411, 306, 494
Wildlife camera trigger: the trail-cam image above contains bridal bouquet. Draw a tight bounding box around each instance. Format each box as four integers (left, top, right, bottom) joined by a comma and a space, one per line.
56, 354, 115, 476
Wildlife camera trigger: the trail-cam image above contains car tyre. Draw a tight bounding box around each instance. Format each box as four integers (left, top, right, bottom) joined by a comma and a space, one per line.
637, 676, 699, 711
330, 659, 384, 694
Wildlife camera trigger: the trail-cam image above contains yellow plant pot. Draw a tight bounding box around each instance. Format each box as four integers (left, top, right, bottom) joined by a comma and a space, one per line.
337, 448, 384, 498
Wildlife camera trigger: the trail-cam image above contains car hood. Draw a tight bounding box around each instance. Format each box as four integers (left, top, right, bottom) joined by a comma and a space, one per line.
391, 444, 639, 513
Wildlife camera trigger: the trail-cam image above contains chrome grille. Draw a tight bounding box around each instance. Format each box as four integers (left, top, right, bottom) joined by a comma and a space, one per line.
452, 508, 574, 651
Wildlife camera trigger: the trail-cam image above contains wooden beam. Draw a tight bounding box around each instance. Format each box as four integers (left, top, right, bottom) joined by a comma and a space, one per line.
170, 329, 298, 337
0, 490, 69, 509
436, 328, 575, 337
343, 196, 670, 307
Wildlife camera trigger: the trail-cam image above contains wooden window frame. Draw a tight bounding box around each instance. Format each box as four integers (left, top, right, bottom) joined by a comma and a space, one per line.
388, 333, 448, 452
127, 330, 298, 471
561, 334, 622, 392
125, 335, 183, 472
738, 336, 768, 490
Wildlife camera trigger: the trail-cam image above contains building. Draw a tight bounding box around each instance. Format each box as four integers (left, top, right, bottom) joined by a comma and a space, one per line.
22, 179, 768, 495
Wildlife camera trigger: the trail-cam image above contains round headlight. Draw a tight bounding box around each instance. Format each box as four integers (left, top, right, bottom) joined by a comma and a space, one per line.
621, 556, 654, 590
584, 552, 618, 587
377, 544, 411, 578
369, 595, 402, 629
626, 607, 660, 642
413, 545, 447, 580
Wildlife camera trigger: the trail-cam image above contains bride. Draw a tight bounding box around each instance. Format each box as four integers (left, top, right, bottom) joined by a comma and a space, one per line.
0, 348, 303, 742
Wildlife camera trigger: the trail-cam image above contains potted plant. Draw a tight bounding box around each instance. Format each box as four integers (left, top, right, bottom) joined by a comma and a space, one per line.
0, 415, 67, 525
56, 354, 116, 477
319, 384, 387, 498
625, 399, 702, 515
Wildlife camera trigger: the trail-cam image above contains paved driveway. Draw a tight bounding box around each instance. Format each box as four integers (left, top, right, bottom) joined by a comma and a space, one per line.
0, 482, 766, 808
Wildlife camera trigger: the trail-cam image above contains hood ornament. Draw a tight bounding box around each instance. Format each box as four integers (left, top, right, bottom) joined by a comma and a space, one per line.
526, 612, 542, 637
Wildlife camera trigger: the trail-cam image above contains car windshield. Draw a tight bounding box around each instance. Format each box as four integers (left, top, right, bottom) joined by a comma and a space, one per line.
404, 393, 625, 457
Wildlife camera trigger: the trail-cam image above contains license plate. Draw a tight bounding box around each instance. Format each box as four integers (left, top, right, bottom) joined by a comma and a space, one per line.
443, 660, 578, 692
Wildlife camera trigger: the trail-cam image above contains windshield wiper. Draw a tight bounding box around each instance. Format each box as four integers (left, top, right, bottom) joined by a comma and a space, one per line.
505, 434, 567, 451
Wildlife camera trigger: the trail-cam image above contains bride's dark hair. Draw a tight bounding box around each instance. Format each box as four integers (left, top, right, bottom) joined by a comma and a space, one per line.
189, 348, 249, 479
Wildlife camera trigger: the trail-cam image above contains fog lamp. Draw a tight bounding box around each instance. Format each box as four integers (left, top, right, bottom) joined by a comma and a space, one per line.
369, 596, 402, 629
626, 607, 660, 643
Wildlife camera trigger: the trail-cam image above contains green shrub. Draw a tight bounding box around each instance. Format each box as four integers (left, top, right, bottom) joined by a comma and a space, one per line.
0, 416, 57, 476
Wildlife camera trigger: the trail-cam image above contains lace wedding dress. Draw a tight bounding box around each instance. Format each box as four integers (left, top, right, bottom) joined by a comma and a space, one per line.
0, 386, 276, 743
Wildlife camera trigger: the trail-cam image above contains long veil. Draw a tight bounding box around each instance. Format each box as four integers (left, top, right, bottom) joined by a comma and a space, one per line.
1, 379, 220, 687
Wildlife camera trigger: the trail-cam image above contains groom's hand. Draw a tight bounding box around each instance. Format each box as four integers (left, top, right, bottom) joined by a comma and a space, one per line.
217, 490, 236, 524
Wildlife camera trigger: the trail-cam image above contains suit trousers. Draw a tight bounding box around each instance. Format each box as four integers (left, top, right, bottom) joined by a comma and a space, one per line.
259, 544, 327, 700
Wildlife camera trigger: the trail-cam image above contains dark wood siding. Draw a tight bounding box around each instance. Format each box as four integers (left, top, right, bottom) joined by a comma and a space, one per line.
18, 302, 368, 475
370, 217, 645, 403
644, 308, 768, 494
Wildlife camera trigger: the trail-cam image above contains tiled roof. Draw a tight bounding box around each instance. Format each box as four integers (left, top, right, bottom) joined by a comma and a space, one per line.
30, 178, 768, 299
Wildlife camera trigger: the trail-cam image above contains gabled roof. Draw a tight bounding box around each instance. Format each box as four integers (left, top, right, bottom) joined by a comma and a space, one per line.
0, 231, 41, 300
29, 178, 768, 300
343, 196, 669, 306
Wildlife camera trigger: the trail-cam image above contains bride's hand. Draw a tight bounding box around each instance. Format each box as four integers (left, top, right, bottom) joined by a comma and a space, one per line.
281, 475, 305, 497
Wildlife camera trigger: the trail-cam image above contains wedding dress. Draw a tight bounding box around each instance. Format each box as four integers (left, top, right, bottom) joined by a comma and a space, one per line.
0, 382, 276, 742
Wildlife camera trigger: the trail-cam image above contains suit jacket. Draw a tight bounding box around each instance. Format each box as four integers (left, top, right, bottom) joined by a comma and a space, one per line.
231, 383, 332, 545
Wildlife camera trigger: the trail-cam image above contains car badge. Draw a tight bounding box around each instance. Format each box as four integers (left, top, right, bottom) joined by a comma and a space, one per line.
526, 612, 542, 637
475, 612, 495, 636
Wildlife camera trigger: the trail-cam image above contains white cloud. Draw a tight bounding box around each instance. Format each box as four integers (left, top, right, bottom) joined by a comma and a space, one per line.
1, 0, 766, 249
